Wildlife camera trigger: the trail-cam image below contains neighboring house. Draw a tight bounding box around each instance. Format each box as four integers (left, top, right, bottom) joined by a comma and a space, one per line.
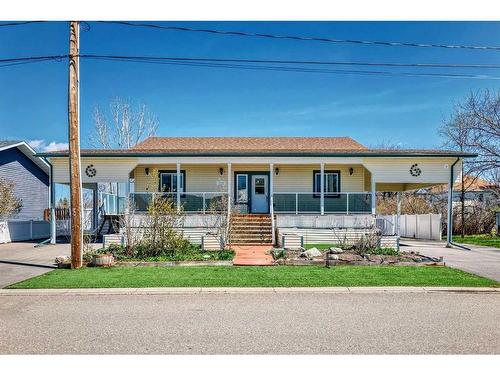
0, 140, 49, 220
40, 137, 475, 249
423, 175, 499, 207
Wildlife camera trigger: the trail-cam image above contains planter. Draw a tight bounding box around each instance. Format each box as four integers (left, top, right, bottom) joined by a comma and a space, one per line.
92, 253, 115, 267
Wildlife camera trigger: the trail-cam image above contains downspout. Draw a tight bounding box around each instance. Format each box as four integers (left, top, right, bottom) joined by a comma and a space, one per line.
47, 158, 56, 244
446, 157, 470, 250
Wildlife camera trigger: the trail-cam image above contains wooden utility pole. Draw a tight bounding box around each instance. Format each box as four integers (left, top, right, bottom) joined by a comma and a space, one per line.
68, 21, 83, 269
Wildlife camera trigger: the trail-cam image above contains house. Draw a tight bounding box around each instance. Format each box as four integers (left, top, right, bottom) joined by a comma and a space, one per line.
0, 140, 50, 220
423, 175, 499, 207
39, 137, 475, 249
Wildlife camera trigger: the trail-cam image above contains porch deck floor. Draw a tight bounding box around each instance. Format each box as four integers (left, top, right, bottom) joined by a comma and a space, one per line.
232, 245, 275, 266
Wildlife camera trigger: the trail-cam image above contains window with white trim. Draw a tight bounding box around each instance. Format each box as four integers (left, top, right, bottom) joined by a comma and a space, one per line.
313, 171, 340, 197
159, 171, 185, 193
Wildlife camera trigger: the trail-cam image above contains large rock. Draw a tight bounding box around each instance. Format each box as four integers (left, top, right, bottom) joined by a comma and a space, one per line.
329, 247, 344, 254
328, 254, 339, 261
303, 248, 322, 259
338, 253, 363, 262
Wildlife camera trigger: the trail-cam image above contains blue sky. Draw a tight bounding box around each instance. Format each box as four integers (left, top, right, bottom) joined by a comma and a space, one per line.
1, 21, 500, 150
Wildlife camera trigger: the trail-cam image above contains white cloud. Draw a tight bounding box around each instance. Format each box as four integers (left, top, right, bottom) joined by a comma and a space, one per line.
28, 139, 45, 150
44, 142, 69, 152
28, 139, 69, 152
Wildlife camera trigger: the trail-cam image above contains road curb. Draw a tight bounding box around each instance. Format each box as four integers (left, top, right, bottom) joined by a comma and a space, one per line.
1, 286, 499, 296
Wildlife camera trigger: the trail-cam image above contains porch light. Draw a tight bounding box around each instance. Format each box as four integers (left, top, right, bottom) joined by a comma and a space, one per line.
145, 167, 150, 176
219, 167, 224, 176
349, 167, 354, 176
275, 167, 279, 176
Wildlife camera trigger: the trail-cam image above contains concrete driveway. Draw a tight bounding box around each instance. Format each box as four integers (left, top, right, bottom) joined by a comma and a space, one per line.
0, 241, 70, 288
400, 238, 500, 282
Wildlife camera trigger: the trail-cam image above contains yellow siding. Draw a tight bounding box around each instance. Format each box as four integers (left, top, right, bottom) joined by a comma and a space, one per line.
274, 164, 365, 192
134, 164, 228, 192
363, 157, 461, 184
133, 163, 366, 193
50, 157, 137, 183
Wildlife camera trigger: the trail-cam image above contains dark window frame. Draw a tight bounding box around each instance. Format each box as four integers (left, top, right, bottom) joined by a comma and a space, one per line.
313, 170, 341, 198
158, 169, 186, 194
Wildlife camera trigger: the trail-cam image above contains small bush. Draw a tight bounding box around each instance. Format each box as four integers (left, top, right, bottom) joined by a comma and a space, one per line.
364, 247, 399, 256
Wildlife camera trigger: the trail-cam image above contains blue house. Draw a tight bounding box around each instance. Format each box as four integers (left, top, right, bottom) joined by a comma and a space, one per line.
0, 140, 50, 220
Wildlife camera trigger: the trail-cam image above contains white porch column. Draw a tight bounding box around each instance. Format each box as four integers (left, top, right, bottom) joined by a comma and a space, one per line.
49, 164, 56, 244
371, 175, 376, 215
176, 163, 181, 212
396, 191, 401, 237
446, 171, 454, 247
227, 162, 232, 219
320, 162, 325, 215
269, 163, 275, 244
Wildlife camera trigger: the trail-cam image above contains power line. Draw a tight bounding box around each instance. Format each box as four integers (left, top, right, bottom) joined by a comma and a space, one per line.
0, 21, 46, 27
100, 21, 500, 51
82, 55, 500, 80
79, 54, 500, 69
2, 53, 500, 80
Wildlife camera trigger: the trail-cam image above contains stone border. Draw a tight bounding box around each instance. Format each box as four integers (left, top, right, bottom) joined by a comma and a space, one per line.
1, 286, 498, 296
114, 260, 233, 267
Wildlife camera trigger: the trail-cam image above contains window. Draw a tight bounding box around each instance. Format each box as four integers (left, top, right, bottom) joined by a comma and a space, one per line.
236, 174, 248, 203
254, 177, 265, 195
313, 171, 340, 197
159, 171, 185, 193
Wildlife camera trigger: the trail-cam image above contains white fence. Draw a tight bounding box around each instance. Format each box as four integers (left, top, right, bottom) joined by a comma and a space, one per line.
378, 214, 442, 241
0, 220, 50, 244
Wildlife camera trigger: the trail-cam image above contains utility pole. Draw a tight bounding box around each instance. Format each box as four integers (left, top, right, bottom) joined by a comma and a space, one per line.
68, 21, 82, 269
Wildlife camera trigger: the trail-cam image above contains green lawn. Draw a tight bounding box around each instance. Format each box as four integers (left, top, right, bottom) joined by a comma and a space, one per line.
453, 235, 500, 248
304, 243, 334, 250
7, 265, 498, 289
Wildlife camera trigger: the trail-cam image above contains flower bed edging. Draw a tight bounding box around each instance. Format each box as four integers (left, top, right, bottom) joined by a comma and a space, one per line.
115, 260, 233, 267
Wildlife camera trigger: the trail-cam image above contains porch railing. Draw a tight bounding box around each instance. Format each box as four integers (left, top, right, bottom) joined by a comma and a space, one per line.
272, 192, 372, 214
129, 192, 228, 213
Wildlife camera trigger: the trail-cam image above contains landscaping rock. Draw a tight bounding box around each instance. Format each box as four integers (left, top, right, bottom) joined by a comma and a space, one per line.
328, 254, 339, 261
367, 254, 383, 263
381, 255, 399, 264
287, 247, 305, 252
54, 255, 70, 264
329, 247, 344, 254
304, 247, 322, 257
337, 253, 363, 262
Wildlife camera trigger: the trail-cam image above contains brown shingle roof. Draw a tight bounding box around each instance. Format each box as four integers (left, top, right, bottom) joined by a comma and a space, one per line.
132, 137, 367, 152
37, 137, 477, 157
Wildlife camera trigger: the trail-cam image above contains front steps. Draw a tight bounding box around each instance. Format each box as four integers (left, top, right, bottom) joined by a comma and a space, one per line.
230, 214, 273, 245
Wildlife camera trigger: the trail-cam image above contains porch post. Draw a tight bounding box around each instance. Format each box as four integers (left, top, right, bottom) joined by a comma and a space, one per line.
446, 165, 454, 247
227, 162, 232, 219
396, 191, 401, 237
320, 162, 325, 215
371, 175, 376, 215
49, 163, 56, 244
269, 163, 275, 244
176, 163, 181, 212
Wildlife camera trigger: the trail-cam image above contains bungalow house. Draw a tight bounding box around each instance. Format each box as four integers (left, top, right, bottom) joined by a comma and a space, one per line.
39, 137, 475, 249
0, 140, 50, 220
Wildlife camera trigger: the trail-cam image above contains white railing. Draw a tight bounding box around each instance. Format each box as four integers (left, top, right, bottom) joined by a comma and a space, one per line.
129, 192, 228, 213
272, 192, 372, 215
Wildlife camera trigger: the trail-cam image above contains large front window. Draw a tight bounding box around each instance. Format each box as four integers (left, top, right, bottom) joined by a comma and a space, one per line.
159, 171, 185, 193
314, 171, 340, 197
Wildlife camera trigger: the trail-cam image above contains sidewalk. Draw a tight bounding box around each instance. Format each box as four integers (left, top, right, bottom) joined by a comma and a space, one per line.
1, 286, 498, 295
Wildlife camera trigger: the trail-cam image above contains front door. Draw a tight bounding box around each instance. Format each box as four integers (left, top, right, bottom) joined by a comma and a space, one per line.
251, 175, 269, 213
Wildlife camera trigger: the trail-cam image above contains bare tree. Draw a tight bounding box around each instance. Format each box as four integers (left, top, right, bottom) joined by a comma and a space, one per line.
91, 97, 159, 149
0, 178, 22, 219
440, 89, 500, 237
440, 90, 500, 177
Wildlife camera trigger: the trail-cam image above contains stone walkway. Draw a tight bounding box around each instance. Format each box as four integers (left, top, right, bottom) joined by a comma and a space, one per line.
232, 245, 275, 266
400, 239, 500, 282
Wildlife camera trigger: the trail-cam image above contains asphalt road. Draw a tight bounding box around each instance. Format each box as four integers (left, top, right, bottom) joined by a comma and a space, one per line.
1, 291, 499, 354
